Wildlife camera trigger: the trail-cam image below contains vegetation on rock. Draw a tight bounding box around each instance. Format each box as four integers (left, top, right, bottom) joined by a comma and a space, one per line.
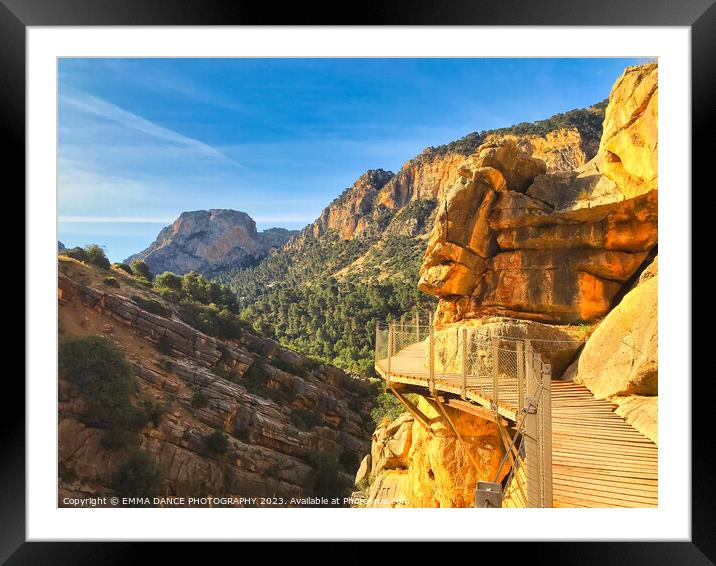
59, 336, 157, 449
114, 450, 163, 502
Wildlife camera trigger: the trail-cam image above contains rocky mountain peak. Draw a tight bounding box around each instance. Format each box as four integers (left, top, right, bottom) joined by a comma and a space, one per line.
126, 209, 297, 276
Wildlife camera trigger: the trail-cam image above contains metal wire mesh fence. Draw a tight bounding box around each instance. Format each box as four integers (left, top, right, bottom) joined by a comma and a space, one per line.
375, 314, 554, 508
375, 318, 553, 417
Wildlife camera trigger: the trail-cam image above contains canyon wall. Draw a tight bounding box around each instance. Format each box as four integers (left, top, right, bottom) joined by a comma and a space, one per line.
359, 64, 659, 506
58, 258, 373, 505
419, 64, 658, 328
354, 397, 507, 508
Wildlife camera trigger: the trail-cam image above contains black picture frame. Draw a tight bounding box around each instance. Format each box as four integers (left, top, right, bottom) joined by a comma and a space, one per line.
6, 0, 707, 561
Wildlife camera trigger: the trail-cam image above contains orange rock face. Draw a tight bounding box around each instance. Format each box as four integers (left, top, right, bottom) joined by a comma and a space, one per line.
485, 126, 597, 173
363, 397, 506, 508
420, 64, 658, 326
599, 64, 658, 198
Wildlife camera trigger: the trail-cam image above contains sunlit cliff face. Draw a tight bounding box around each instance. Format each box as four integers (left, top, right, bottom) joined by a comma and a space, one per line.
418, 64, 658, 327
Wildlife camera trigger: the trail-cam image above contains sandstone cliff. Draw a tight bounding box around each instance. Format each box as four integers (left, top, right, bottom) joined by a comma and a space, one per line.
419, 64, 658, 327
287, 104, 606, 253
358, 64, 659, 506
58, 257, 373, 506
354, 398, 507, 508
126, 209, 296, 276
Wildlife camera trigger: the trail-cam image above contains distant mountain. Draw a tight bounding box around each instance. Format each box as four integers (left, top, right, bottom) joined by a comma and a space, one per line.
212, 101, 608, 374
125, 209, 297, 276
58, 241, 66, 251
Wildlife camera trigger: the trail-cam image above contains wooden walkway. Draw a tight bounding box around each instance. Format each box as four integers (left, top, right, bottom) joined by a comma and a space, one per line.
550, 381, 657, 508
376, 342, 522, 421
376, 344, 658, 508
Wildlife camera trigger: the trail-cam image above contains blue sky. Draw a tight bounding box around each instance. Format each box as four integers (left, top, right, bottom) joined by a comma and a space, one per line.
58, 57, 643, 262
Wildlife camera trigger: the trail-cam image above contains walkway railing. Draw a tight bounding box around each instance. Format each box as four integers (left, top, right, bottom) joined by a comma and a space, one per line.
374, 313, 553, 508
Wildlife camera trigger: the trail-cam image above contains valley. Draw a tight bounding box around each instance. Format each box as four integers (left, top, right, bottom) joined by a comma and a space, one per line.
57, 62, 658, 508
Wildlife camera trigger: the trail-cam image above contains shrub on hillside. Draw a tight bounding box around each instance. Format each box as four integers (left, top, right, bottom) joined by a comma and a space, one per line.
59, 336, 136, 412
113, 262, 134, 275
242, 362, 269, 395
178, 302, 253, 340
103, 276, 119, 288
205, 429, 229, 454
85, 244, 111, 269
156, 335, 173, 355
154, 272, 183, 292
141, 398, 167, 427
61, 246, 88, 262
309, 451, 349, 501
153, 272, 184, 302
191, 390, 209, 409
131, 260, 153, 281
131, 295, 171, 318
59, 336, 152, 449
114, 450, 163, 501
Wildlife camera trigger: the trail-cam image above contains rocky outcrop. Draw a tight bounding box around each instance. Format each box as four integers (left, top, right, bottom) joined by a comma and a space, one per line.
419, 64, 658, 326
290, 170, 395, 245
563, 255, 658, 443
599, 64, 658, 199
484, 125, 599, 173
358, 397, 506, 508
58, 259, 373, 505
285, 103, 606, 255
126, 209, 296, 276
568, 269, 658, 399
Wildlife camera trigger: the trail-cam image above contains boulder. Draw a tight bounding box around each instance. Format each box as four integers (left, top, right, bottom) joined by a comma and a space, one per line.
419, 64, 658, 326
418, 165, 505, 297
599, 64, 658, 198
612, 395, 658, 444
465, 138, 547, 192
362, 397, 506, 508
371, 413, 414, 474
524, 171, 577, 209
572, 274, 657, 398
355, 454, 372, 486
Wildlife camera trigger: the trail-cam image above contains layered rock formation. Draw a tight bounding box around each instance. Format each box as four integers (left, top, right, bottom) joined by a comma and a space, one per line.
419, 64, 658, 327
355, 398, 506, 508
566, 257, 658, 443
58, 258, 373, 505
287, 105, 606, 253
358, 64, 659, 506
126, 209, 296, 276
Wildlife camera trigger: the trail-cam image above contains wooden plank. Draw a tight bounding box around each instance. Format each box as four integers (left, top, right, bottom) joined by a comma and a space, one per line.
553, 491, 657, 507
552, 476, 658, 496
553, 472, 658, 488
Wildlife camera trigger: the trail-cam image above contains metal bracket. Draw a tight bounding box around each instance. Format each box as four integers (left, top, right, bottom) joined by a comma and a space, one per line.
475, 481, 503, 508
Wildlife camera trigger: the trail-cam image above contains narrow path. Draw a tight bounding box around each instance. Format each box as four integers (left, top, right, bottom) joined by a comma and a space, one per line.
376, 345, 658, 508
550, 380, 657, 508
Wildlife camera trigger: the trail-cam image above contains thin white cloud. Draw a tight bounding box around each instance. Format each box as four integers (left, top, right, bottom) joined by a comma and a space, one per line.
60, 215, 174, 224
59, 90, 239, 165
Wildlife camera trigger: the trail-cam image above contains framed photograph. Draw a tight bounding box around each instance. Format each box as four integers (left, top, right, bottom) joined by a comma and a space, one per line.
9, 0, 708, 560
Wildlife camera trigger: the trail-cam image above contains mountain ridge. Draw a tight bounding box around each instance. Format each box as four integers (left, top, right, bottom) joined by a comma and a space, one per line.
126, 209, 297, 277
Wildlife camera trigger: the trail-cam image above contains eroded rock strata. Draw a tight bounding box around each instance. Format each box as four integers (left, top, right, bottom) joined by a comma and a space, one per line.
359, 64, 659, 506
58, 260, 373, 506
126, 209, 297, 276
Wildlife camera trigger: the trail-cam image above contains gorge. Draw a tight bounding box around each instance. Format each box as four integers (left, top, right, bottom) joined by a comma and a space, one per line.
58, 63, 658, 508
